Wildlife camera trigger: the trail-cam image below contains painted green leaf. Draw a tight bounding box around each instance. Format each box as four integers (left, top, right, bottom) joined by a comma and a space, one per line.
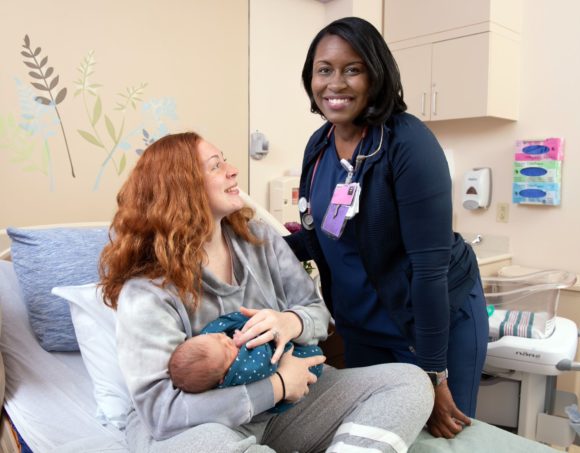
105, 115, 117, 143
44, 67, 53, 78
78, 129, 103, 147
28, 71, 42, 79
55, 87, 66, 104
39, 56, 48, 67
31, 82, 48, 91
23, 164, 38, 172
33, 47, 41, 56
92, 96, 102, 126
49, 75, 59, 90
117, 119, 125, 143
35, 96, 51, 105
118, 153, 127, 175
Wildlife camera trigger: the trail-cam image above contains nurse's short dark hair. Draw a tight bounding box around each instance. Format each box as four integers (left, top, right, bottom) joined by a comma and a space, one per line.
301, 16, 407, 126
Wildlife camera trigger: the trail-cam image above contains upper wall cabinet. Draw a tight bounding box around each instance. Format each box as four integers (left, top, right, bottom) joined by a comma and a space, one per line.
393, 32, 520, 121
384, 0, 522, 122
384, 0, 522, 44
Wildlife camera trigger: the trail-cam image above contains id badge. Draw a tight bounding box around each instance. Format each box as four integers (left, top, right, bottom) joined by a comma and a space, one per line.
331, 183, 357, 205
322, 203, 349, 239
322, 183, 359, 239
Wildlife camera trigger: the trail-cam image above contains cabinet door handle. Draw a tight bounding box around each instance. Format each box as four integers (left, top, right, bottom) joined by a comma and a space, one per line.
432, 91, 438, 116
421, 92, 426, 117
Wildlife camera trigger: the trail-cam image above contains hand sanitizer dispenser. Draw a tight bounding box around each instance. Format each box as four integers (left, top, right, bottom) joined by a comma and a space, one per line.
462, 168, 491, 210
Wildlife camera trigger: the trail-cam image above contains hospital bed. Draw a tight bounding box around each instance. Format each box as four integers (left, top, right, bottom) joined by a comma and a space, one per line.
0, 196, 561, 452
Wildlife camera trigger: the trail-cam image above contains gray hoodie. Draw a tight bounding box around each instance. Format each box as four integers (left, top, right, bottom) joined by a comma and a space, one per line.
115, 220, 330, 440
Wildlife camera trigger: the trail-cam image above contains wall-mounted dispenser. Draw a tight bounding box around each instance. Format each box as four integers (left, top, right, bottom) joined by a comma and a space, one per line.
462, 167, 491, 210
250, 130, 269, 160
269, 176, 300, 224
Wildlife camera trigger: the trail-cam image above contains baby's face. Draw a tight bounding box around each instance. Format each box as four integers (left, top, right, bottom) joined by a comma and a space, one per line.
205, 333, 239, 375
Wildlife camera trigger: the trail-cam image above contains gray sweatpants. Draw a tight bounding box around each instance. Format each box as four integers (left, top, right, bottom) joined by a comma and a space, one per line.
125, 363, 434, 453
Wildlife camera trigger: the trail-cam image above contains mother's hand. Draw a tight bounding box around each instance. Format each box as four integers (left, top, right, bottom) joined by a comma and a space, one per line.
234, 306, 303, 364
274, 346, 326, 403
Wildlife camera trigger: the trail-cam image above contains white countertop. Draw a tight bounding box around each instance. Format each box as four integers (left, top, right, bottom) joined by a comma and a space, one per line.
475, 251, 513, 266
462, 232, 512, 266
465, 233, 580, 291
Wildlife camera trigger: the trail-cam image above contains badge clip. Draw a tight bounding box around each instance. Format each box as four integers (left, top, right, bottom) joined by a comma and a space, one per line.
340, 159, 354, 184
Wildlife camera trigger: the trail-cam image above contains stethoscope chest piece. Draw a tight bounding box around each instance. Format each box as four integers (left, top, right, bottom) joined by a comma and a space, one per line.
298, 197, 308, 213
301, 213, 314, 230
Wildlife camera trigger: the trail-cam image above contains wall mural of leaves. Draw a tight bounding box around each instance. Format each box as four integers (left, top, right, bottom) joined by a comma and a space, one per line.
74, 50, 149, 190
0, 37, 178, 191
21, 35, 75, 177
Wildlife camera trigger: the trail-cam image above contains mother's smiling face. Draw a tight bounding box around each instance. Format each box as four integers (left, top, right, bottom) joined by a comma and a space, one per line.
310, 34, 370, 128
198, 139, 244, 222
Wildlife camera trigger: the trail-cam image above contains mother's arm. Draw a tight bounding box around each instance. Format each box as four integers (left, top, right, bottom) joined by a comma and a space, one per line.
115, 279, 274, 441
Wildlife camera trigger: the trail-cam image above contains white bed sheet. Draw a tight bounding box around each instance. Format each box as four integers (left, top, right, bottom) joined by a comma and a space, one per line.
0, 261, 127, 453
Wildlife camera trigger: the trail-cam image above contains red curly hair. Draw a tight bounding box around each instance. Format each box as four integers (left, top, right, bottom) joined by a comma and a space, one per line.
99, 132, 259, 310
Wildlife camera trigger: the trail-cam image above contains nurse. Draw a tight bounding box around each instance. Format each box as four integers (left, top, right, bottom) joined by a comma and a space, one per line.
285, 16, 489, 439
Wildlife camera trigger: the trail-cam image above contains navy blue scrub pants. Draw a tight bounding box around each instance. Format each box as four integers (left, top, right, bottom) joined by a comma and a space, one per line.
343, 279, 489, 417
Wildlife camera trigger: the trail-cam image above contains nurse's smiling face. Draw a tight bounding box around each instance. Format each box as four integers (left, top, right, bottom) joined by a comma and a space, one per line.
310, 34, 370, 127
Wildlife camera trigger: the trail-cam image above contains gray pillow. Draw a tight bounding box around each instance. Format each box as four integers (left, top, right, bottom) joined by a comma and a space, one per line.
7, 226, 109, 351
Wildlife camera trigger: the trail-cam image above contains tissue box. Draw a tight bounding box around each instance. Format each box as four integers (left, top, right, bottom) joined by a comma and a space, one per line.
513, 182, 561, 205
515, 137, 564, 161
513, 160, 562, 183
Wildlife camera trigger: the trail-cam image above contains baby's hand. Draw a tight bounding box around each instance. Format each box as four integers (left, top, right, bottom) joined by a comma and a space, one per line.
232, 329, 243, 344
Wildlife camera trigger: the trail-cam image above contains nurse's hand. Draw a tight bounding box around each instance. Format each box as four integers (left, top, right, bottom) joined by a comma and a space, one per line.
234, 306, 303, 363
427, 382, 471, 438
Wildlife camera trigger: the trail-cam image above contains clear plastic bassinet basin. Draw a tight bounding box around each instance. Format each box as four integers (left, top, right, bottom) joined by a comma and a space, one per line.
482, 269, 577, 341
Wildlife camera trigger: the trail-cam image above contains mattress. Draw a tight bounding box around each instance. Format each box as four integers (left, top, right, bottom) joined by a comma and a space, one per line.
0, 261, 127, 452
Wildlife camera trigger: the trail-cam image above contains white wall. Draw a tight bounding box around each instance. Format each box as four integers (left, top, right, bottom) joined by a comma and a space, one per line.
326, 0, 383, 32
249, 0, 326, 213
251, 0, 579, 276
429, 0, 580, 276
249, 0, 382, 216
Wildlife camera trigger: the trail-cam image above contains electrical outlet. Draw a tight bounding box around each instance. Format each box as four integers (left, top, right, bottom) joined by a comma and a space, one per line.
497, 203, 509, 223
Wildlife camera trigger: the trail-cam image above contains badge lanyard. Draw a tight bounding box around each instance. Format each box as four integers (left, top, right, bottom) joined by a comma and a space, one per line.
300, 126, 384, 232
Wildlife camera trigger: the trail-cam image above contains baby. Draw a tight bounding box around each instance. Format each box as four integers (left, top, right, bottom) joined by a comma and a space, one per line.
169, 332, 241, 393
168, 311, 323, 412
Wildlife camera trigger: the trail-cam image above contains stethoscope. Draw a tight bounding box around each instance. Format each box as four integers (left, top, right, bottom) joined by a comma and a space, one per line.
299, 125, 384, 230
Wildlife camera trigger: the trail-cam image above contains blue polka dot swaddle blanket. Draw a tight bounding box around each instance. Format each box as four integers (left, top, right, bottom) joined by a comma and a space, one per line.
200, 311, 323, 412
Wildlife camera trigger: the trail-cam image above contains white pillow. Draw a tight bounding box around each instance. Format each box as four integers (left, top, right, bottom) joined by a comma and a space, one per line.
51, 284, 131, 429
